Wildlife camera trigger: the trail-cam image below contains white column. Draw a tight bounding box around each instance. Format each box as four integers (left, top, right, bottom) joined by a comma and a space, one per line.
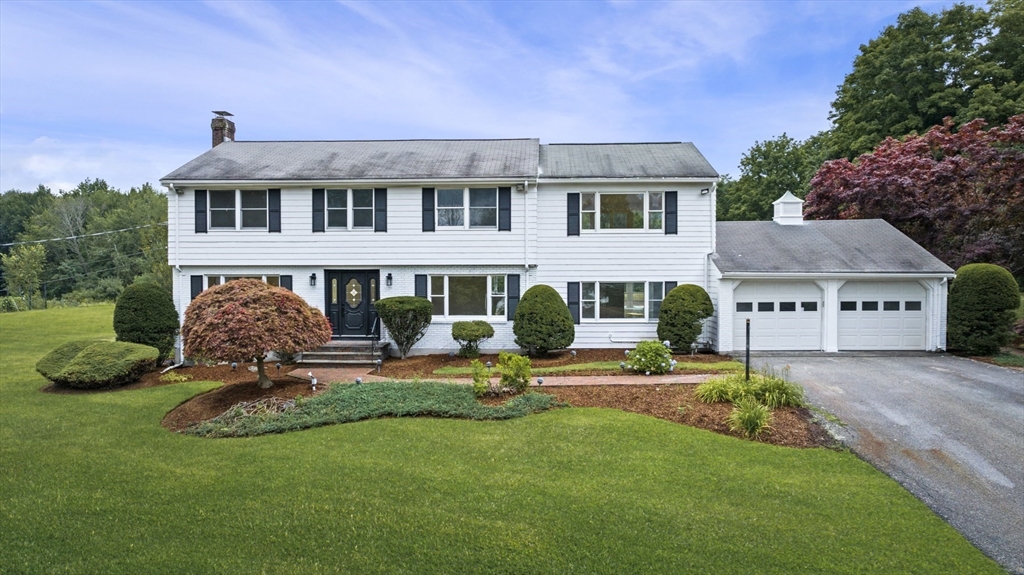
717, 279, 737, 352
817, 279, 845, 352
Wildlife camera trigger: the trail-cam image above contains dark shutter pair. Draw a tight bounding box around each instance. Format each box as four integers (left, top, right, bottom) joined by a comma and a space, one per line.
190, 274, 294, 300
567, 191, 678, 236
313, 188, 387, 232
195, 189, 281, 232
422, 187, 512, 232
414, 273, 520, 320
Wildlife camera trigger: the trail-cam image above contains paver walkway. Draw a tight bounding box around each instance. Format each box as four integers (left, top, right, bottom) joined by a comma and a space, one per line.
288, 367, 709, 387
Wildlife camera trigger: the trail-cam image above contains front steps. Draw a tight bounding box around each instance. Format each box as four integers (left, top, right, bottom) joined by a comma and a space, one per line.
300, 340, 390, 367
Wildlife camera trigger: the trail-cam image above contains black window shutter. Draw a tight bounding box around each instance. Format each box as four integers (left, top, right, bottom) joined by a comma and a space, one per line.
280, 275, 293, 291
190, 275, 204, 299
422, 188, 435, 232
268, 189, 281, 233
665, 281, 677, 294
374, 188, 387, 232
414, 274, 428, 298
312, 189, 325, 233
498, 187, 512, 231
567, 282, 580, 325
506, 274, 520, 320
665, 191, 678, 235
194, 190, 207, 233
567, 192, 580, 236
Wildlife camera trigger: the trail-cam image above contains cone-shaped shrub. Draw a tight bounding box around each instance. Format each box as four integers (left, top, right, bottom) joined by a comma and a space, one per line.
376, 296, 432, 359
513, 284, 574, 355
114, 282, 179, 364
948, 263, 1020, 355
657, 284, 714, 350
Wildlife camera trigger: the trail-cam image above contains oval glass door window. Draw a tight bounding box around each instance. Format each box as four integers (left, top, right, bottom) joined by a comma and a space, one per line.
346, 278, 363, 308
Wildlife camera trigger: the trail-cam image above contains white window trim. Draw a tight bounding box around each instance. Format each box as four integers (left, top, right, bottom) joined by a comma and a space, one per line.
208, 189, 268, 231
207, 274, 280, 288
580, 191, 665, 233
428, 274, 507, 320
436, 187, 498, 230
581, 281, 653, 322
325, 188, 375, 231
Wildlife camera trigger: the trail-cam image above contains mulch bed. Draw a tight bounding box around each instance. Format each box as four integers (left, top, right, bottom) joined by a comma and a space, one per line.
42, 355, 834, 448
377, 348, 728, 378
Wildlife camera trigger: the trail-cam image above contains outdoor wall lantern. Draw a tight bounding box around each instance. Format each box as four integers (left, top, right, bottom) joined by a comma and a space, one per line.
700, 188, 711, 195
386, 273, 393, 287
309, 273, 317, 287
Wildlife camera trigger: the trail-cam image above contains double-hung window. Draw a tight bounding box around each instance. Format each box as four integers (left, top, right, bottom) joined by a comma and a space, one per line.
437, 188, 498, 229
326, 189, 375, 229
428, 275, 506, 317
581, 281, 647, 319
580, 192, 664, 231
210, 190, 267, 230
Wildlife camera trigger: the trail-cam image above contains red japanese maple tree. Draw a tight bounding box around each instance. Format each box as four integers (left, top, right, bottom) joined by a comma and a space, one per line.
805, 115, 1023, 278
182, 279, 331, 388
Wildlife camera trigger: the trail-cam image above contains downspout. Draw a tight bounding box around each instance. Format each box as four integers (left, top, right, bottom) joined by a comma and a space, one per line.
523, 180, 529, 286
170, 183, 183, 363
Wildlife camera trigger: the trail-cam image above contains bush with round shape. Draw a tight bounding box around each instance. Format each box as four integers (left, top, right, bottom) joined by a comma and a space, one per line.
513, 284, 574, 355
626, 340, 673, 375
114, 282, 179, 364
947, 263, 1020, 355
375, 296, 433, 359
36, 340, 159, 389
182, 279, 332, 388
657, 284, 714, 351
452, 320, 494, 358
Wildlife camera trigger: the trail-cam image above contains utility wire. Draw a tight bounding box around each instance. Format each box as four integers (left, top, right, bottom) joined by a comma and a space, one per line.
1, 222, 168, 248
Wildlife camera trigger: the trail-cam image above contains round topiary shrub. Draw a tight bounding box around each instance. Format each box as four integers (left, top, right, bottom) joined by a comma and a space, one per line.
375, 296, 433, 359
513, 284, 574, 355
948, 263, 1020, 355
452, 320, 494, 358
657, 284, 714, 351
114, 282, 179, 364
36, 340, 159, 389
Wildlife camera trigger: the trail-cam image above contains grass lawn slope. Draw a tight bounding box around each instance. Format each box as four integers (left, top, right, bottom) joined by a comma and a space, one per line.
0, 306, 1003, 574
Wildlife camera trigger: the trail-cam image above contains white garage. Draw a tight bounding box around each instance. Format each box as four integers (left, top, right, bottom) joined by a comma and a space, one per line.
838, 281, 927, 350
732, 282, 822, 350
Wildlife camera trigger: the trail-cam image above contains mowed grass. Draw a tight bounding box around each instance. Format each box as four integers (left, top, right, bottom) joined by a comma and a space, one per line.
434, 359, 744, 376
0, 306, 1003, 574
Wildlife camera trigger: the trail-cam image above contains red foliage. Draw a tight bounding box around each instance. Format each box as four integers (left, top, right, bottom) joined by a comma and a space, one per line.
806, 115, 1024, 277
182, 279, 331, 364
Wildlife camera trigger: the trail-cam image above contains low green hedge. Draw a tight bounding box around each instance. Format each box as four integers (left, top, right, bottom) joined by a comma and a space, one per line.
36, 340, 158, 389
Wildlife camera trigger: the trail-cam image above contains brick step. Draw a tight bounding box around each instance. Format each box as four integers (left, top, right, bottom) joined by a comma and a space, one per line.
298, 341, 389, 367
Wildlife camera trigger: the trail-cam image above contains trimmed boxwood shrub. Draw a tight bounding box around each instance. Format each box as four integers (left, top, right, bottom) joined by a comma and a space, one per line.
513, 284, 575, 355
948, 263, 1020, 355
452, 320, 494, 358
657, 284, 714, 351
114, 282, 179, 364
376, 296, 432, 359
36, 340, 159, 389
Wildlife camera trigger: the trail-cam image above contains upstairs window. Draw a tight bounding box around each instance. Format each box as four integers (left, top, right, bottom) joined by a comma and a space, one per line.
327, 189, 375, 229
209, 191, 236, 229
437, 188, 498, 228
240, 191, 267, 228
437, 189, 465, 227
580, 191, 664, 231
209, 190, 267, 230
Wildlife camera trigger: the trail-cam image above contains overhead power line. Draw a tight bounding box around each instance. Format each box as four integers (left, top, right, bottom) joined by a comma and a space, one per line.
1, 222, 168, 248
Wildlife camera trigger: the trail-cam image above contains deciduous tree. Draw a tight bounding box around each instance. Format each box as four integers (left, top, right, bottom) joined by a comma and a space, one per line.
182, 279, 331, 388
1, 244, 46, 302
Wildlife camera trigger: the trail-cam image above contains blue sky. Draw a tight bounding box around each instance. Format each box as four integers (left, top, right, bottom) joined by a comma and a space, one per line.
0, 0, 979, 194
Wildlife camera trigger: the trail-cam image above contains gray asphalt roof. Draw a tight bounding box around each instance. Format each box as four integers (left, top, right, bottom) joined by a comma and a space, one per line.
713, 220, 954, 274
539, 142, 718, 179
162, 139, 540, 181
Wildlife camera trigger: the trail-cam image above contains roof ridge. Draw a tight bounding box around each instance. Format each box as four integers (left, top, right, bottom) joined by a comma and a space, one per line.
225, 138, 539, 143
544, 142, 686, 146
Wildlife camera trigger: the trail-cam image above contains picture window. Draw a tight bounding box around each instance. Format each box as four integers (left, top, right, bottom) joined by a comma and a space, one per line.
428, 275, 507, 318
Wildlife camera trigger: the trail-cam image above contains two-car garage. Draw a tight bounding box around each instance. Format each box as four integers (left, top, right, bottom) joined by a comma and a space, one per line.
730, 280, 930, 351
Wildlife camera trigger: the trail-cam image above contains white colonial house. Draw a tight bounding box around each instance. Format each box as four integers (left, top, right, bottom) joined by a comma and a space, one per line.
161, 114, 953, 360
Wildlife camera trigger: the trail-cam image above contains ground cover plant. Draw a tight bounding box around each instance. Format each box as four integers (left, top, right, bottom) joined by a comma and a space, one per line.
185, 381, 558, 438
0, 305, 1004, 574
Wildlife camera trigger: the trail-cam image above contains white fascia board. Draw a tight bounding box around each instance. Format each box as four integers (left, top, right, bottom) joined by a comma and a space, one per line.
535, 177, 717, 184
159, 177, 537, 188
719, 272, 956, 280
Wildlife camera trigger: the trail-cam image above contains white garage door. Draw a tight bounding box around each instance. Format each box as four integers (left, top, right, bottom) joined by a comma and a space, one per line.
838, 282, 926, 350
733, 282, 822, 351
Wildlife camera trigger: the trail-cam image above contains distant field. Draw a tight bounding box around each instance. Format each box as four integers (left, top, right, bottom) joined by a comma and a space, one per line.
0, 306, 1002, 574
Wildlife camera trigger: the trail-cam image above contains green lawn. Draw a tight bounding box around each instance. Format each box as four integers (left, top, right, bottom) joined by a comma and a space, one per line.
0, 306, 1003, 574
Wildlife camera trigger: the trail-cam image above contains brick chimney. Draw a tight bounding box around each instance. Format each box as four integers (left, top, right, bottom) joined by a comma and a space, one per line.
211, 111, 235, 147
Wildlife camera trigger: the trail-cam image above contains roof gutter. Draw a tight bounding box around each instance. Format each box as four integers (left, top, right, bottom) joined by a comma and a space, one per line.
717, 271, 956, 280
536, 177, 717, 184
160, 177, 539, 188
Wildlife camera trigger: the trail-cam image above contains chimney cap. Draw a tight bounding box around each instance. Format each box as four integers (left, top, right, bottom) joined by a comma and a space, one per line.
212, 111, 234, 117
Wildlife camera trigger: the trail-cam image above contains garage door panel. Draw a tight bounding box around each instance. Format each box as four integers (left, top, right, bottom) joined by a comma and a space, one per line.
733, 282, 822, 351
838, 282, 926, 350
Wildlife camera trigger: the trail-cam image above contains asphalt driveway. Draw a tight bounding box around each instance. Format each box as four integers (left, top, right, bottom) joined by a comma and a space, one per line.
752, 353, 1024, 574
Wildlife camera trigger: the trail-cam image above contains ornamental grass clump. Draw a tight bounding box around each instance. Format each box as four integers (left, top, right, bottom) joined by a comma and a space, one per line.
727, 397, 772, 439
625, 340, 673, 375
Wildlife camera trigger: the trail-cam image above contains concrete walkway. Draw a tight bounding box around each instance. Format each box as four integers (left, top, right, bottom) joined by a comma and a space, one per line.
288, 367, 709, 387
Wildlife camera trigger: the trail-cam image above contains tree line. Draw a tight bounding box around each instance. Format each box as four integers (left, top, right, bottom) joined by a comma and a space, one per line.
0, 179, 168, 309
719, 0, 1023, 282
